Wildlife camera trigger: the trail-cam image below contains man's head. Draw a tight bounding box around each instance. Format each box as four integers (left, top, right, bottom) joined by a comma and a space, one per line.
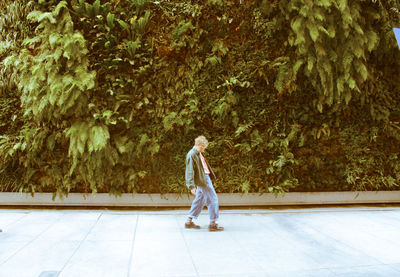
194, 135, 208, 152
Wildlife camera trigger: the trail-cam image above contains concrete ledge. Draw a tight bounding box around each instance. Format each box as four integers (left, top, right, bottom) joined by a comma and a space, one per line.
0, 191, 399, 207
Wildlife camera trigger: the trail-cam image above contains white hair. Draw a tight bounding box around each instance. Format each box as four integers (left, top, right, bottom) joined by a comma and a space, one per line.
194, 136, 208, 147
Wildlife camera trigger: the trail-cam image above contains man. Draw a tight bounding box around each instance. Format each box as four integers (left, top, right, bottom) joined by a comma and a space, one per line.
185, 135, 224, 231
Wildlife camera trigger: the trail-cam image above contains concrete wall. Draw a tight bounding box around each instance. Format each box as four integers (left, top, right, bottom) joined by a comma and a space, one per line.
0, 191, 399, 207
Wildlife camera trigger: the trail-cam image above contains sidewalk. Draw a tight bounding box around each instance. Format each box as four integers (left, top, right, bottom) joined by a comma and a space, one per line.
1, 206, 400, 277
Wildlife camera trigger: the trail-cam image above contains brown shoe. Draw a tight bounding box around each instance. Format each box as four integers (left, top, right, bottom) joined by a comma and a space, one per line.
185, 221, 200, 229
208, 223, 224, 232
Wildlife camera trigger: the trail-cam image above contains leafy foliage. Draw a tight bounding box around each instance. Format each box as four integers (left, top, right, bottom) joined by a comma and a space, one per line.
0, 0, 400, 196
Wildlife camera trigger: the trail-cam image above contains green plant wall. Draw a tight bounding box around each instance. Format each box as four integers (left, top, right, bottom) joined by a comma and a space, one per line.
0, 0, 400, 197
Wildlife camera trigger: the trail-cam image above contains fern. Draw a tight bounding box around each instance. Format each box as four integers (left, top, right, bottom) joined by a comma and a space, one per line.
172, 21, 194, 42
15, 1, 95, 123
284, 0, 379, 112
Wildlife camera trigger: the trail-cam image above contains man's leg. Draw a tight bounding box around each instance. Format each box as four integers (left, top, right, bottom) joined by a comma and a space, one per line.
204, 175, 224, 231
186, 187, 205, 229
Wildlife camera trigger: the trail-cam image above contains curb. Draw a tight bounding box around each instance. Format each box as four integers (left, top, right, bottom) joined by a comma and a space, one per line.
0, 191, 399, 207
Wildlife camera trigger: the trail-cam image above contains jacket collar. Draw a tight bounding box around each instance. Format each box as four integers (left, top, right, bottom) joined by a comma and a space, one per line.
192, 146, 201, 155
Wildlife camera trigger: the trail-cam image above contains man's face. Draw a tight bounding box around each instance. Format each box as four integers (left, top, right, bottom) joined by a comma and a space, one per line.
196, 145, 207, 153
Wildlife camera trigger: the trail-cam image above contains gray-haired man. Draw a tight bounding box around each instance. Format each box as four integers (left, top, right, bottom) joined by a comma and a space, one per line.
185, 136, 224, 231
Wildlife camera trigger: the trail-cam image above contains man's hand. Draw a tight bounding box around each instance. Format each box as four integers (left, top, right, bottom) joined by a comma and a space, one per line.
191, 187, 197, 195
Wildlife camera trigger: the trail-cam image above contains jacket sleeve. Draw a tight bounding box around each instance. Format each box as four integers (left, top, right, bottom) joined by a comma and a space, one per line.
185, 154, 196, 190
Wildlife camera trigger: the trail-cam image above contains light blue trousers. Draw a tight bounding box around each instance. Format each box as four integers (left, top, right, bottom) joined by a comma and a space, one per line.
188, 174, 219, 222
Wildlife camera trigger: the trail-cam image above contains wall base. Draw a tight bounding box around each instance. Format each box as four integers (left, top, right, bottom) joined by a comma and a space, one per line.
0, 191, 399, 207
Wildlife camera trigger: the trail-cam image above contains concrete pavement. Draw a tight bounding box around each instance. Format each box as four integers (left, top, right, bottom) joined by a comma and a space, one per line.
1, 206, 400, 277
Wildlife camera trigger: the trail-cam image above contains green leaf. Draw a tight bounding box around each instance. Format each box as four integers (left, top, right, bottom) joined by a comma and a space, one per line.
348, 78, 356, 89
126, 39, 141, 58
118, 19, 130, 31
93, 0, 101, 15
344, 91, 351, 105
307, 22, 319, 42
291, 17, 303, 34
85, 3, 94, 18
89, 125, 110, 152
317, 0, 331, 7
13, 142, 21, 151
366, 31, 378, 51
54, 1, 69, 16
241, 181, 250, 194
49, 34, 60, 49
337, 0, 347, 12
293, 60, 304, 73
107, 13, 115, 28
307, 56, 315, 72
114, 136, 128, 154
317, 102, 323, 113
37, 12, 56, 24
205, 56, 221, 66
359, 63, 367, 81
47, 136, 56, 151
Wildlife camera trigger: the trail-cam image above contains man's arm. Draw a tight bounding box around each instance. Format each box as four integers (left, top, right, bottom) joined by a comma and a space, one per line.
185, 154, 196, 190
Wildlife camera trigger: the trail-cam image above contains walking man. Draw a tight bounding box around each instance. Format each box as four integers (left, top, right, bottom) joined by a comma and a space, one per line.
185, 136, 224, 231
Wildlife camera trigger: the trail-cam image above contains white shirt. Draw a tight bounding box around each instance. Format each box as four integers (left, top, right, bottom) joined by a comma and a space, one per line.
200, 153, 210, 174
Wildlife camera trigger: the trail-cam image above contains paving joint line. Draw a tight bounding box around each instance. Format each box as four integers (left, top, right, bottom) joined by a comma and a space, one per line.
126, 215, 139, 277
176, 216, 200, 277
57, 211, 103, 275
289, 215, 386, 268
0, 211, 64, 266
226, 224, 266, 275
